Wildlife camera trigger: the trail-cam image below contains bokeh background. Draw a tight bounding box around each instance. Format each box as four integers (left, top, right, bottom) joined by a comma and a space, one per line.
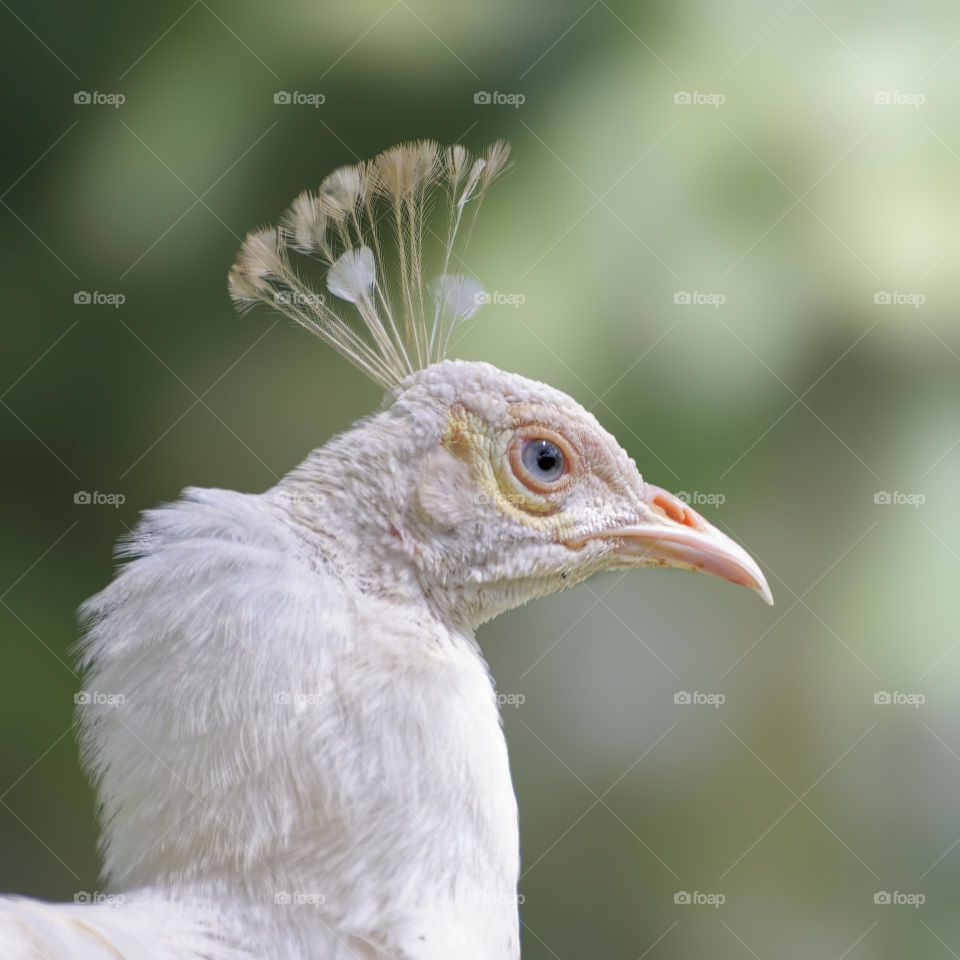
2, 1, 959, 957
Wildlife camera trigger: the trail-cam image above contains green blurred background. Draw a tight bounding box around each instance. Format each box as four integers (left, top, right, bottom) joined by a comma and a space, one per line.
2, 1, 959, 957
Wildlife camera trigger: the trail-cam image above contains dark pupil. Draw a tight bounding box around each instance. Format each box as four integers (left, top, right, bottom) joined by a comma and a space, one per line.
536, 446, 557, 472
522, 437, 564, 480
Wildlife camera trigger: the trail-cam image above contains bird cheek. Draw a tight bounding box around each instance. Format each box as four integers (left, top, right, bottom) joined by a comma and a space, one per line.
414, 447, 479, 532
494, 464, 559, 518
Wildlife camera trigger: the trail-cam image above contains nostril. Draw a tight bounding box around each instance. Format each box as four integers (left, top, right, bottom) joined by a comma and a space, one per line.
653, 493, 698, 528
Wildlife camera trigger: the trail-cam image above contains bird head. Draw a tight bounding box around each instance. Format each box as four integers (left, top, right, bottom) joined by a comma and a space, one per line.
232, 140, 771, 628
394, 361, 771, 625
277, 360, 771, 630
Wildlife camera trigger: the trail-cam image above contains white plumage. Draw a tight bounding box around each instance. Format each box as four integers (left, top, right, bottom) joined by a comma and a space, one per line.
0, 142, 770, 959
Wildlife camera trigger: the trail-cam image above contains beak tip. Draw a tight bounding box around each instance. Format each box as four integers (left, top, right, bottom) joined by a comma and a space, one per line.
738, 557, 773, 607
754, 580, 774, 607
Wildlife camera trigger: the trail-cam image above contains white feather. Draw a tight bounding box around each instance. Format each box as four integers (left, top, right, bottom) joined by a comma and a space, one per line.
431, 274, 486, 324
0, 891, 256, 960
0, 359, 659, 959
430, 274, 487, 356
326, 246, 376, 304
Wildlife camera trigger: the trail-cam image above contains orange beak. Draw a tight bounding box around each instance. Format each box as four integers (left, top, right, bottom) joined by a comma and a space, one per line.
588, 484, 773, 606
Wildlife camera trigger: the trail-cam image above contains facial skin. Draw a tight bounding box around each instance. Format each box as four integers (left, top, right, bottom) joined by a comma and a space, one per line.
380, 361, 773, 628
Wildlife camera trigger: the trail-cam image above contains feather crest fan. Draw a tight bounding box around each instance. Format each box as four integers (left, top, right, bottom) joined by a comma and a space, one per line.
229, 140, 511, 389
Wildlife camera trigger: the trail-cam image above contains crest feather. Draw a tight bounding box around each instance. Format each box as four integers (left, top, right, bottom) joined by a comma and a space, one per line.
326, 247, 376, 304
229, 139, 511, 389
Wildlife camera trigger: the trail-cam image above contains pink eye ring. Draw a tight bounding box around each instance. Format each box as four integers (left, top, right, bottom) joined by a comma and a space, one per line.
507, 429, 576, 494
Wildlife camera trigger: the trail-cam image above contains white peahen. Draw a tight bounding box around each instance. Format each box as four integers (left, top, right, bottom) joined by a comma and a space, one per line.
0, 140, 770, 959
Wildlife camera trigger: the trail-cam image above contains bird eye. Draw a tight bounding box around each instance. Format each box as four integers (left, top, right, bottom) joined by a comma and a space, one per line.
506, 428, 575, 497
504, 427, 577, 502
521, 438, 565, 482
